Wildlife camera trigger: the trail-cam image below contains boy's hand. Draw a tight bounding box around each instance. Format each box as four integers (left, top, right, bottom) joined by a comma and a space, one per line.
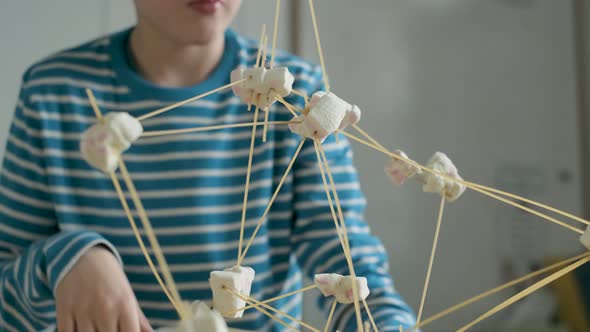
55, 246, 153, 332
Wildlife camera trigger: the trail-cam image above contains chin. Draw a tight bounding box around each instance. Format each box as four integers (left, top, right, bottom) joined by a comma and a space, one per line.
184, 24, 224, 45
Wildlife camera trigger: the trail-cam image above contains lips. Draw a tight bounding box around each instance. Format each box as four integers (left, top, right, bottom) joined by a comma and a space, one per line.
188, 0, 223, 15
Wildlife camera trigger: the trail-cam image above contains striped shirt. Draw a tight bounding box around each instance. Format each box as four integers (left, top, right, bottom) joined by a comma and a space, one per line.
0, 28, 417, 331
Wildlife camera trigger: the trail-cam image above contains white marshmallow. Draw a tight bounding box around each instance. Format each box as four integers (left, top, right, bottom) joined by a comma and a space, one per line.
289, 92, 361, 142
314, 274, 370, 304
156, 301, 228, 332
384, 150, 422, 185
80, 112, 143, 173
210, 266, 255, 318
231, 66, 294, 109
422, 152, 466, 202
184, 301, 228, 332
580, 226, 590, 250
339, 104, 362, 130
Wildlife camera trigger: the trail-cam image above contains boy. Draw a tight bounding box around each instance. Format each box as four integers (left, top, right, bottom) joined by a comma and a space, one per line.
0, 0, 417, 331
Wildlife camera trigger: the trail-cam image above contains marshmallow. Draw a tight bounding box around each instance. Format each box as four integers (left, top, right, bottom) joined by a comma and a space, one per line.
384, 150, 422, 185
289, 92, 361, 142
421, 152, 466, 202
210, 266, 255, 318
80, 112, 142, 173
339, 104, 361, 130
580, 226, 590, 250
156, 301, 228, 332
314, 274, 370, 304
231, 66, 294, 109
184, 301, 228, 332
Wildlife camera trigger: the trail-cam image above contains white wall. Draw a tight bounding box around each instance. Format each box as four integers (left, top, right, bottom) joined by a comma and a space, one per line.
0, 1, 103, 160
299, 0, 582, 330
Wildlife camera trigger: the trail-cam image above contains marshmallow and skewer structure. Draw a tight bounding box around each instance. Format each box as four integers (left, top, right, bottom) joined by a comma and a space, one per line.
72, 2, 590, 330
314, 274, 370, 304
210, 266, 256, 318
289, 91, 361, 142
80, 112, 143, 173
231, 66, 295, 110
385, 151, 466, 202
422, 152, 466, 202
384, 150, 422, 186
156, 301, 228, 332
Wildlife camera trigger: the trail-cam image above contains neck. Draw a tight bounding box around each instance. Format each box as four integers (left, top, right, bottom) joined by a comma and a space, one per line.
129, 24, 225, 88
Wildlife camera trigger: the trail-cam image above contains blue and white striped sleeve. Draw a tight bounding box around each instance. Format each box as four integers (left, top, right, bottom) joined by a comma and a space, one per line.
0, 74, 120, 331
290, 69, 418, 331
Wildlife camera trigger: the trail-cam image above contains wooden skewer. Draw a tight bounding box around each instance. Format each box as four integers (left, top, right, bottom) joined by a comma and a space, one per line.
464, 180, 590, 226
313, 140, 369, 330
261, 35, 269, 68
263, 107, 270, 142
456, 253, 590, 332
416, 196, 446, 325
118, 160, 188, 320
274, 93, 299, 117
256, 24, 267, 68
407, 251, 590, 331
317, 144, 355, 252
316, 143, 364, 332
291, 89, 310, 108
351, 124, 386, 151
313, 140, 349, 255
85, 89, 103, 120
141, 120, 299, 137
238, 107, 260, 264
317, 143, 351, 253
249, 24, 267, 111
86, 89, 186, 317
224, 288, 301, 332
324, 299, 338, 332
226, 284, 318, 316
313, 140, 370, 331
246, 35, 269, 111
337, 130, 412, 165
364, 322, 371, 332
109, 173, 182, 315
337, 130, 585, 235
250, 300, 318, 332
85, 89, 183, 316
229, 290, 320, 332
240, 24, 268, 261
467, 184, 584, 234
238, 139, 306, 265
308, 0, 330, 92
358, 120, 587, 236
270, 0, 281, 68
349, 125, 590, 229
362, 299, 378, 332
320, 142, 367, 258
137, 79, 247, 121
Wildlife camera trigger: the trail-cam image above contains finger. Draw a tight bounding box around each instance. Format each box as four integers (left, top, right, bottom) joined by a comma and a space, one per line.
95, 313, 118, 332
137, 306, 153, 332
75, 316, 97, 332
56, 309, 74, 332
118, 304, 141, 332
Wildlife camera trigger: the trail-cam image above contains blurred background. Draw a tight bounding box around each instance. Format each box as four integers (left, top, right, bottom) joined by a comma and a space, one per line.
2, 1, 590, 331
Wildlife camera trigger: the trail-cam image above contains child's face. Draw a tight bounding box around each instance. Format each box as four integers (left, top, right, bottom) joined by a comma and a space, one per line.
134, 0, 242, 44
